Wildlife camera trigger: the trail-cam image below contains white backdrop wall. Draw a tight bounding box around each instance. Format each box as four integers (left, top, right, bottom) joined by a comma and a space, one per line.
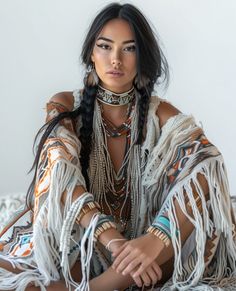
0, 0, 235, 196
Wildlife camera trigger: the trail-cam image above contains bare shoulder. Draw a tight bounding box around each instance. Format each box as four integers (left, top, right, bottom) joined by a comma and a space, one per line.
156, 100, 181, 128
49, 91, 74, 111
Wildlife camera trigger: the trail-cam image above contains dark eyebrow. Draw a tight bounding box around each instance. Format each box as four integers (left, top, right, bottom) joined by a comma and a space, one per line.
97, 37, 135, 44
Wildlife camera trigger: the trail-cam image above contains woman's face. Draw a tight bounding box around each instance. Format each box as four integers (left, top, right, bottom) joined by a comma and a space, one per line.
91, 18, 137, 93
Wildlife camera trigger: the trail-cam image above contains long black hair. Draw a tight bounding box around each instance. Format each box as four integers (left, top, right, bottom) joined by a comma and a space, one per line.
26, 2, 169, 208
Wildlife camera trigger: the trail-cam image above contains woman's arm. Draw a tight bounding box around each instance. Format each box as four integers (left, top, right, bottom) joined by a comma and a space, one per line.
48, 91, 75, 111
46, 93, 127, 246
112, 173, 209, 279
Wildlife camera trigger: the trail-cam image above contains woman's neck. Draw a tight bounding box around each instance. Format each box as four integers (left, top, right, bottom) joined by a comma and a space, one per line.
99, 83, 133, 94
97, 84, 134, 125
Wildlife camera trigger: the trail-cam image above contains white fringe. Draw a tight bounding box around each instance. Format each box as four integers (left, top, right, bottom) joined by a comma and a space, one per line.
1, 97, 236, 290
0, 267, 47, 291
0, 158, 97, 290
159, 157, 236, 290
139, 111, 236, 289
75, 213, 100, 291
60, 192, 95, 289
33, 158, 86, 284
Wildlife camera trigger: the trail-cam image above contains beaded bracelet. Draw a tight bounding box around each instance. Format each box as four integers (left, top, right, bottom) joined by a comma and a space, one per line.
152, 215, 172, 239
146, 226, 171, 248
83, 212, 116, 241
94, 221, 117, 241
75, 201, 101, 224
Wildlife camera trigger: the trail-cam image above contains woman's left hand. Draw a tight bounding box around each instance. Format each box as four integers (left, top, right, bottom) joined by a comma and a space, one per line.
112, 233, 165, 278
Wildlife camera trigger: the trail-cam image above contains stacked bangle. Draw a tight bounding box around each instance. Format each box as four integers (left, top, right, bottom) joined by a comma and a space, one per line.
146, 213, 173, 248
74, 201, 117, 242
94, 214, 117, 241
76, 201, 101, 224
152, 215, 172, 239
94, 221, 117, 241
146, 226, 171, 248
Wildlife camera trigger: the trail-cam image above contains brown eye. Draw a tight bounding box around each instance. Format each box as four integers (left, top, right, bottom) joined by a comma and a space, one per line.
124, 45, 136, 52
96, 43, 111, 50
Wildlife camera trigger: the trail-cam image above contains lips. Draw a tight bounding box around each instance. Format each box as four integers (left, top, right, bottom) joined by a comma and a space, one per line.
106, 70, 124, 76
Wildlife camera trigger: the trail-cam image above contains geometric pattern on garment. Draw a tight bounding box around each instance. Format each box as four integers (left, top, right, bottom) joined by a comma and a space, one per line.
166, 131, 214, 187
203, 229, 221, 273
8, 232, 33, 257
0, 207, 33, 259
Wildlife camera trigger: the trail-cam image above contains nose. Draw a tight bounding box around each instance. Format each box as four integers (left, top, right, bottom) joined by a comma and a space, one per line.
111, 50, 122, 68
112, 59, 121, 68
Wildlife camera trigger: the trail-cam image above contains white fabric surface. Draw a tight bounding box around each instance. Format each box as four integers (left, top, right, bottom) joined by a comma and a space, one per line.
0, 192, 26, 232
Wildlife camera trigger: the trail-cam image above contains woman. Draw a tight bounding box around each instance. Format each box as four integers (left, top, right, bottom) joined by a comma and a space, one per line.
0, 3, 236, 291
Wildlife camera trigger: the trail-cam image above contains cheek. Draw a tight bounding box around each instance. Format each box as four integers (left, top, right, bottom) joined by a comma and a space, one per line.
93, 48, 109, 64
127, 56, 137, 74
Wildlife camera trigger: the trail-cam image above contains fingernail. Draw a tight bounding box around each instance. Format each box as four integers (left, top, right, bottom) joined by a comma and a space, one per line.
122, 271, 126, 275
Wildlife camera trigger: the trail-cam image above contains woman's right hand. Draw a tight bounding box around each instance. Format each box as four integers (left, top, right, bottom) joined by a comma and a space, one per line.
109, 238, 127, 253
113, 235, 162, 287
111, 244, 162, 288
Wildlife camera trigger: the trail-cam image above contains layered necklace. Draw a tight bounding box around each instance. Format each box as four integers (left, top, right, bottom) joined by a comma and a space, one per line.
90, 85, 137, 234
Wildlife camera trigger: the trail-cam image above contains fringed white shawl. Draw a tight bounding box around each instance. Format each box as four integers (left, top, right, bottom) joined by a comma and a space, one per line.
140, 99, 236, 290
0, 93, 235, 291
0, 101, 100, 290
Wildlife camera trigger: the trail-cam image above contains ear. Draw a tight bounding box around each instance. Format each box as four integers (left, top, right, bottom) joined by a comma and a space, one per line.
91, 54, 95, 63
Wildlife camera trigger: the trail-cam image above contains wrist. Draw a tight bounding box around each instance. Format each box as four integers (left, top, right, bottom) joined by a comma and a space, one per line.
98, 228, 124, 246
146, 229, 169, 250
106, 238, 127, 252
80, 208, 100, 227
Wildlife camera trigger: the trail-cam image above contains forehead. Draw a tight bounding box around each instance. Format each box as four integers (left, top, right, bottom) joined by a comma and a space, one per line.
97, 18, 134, 40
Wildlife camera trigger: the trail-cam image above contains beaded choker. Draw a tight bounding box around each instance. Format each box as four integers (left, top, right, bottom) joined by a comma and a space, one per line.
97, 85, 135, 106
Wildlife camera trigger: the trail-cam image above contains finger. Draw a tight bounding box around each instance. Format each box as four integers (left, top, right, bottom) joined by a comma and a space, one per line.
140, 271, 151, 287
115, 252, 137, 274
112, 246, 130, 269
146, 265, 158, 286
130, 270, 142, 288
151, 261, 162, 281
132, 258, 151, 278
121, 257, 141, 275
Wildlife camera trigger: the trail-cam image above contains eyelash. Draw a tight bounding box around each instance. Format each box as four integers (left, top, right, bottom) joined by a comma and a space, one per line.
97, 44, 111, 50
124, 45, 136, 52
96, 44, 136, 52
